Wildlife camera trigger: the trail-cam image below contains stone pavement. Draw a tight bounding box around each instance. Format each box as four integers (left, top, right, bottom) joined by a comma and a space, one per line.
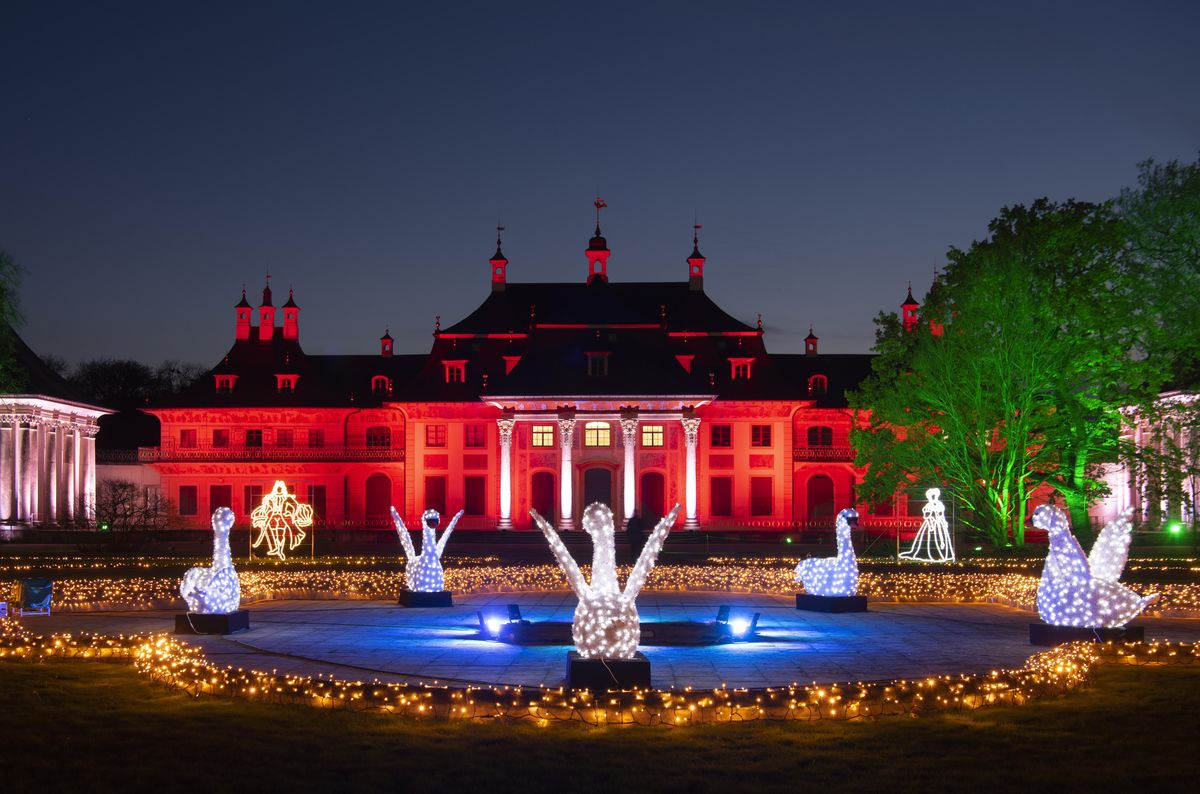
28, 592, 1200, 689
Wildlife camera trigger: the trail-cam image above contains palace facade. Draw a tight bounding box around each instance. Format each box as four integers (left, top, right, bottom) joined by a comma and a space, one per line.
141, 227, 924, 532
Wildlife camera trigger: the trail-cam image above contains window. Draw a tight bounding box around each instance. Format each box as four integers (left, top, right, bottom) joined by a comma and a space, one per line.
584, 421, 611, 447
531, 424, 555, 447
179, 429, 197, 449
367, 426, 392, 448
308, 429, 325, 448
425, 475, 447, 515
243, 484, 263, 517
245, 429, 263, 448
277, 429, 294, 448
209, 485, 232, 512
809, 374, 828, 397
586, 352, 609, 377
372, 375, 391, 395
212, 429, 230, 448
750, 477, 773, 516
710, 477, 733, 517
710, 425, 732, 448
729, 357, 754, 380
307, 485, 327, 524
178, 485, 198, 516
425, 424, 446, 447
464, 475, 486, 516
751, 424, 772, 447
807, 426, 833, 447
276, 374, 298, 394
641, 424, 665, 448
464, 424, 487, 448
443, 360, 466, 384
215, 375, 236, 394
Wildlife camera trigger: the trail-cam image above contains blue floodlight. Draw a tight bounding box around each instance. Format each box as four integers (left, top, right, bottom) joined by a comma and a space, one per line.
729, 617, 750, 637
486, 617, 504, 636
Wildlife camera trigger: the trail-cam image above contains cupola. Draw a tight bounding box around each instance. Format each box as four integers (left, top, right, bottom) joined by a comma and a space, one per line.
805, 327, 819, 356
282, 289, 299, 340
258, 279, 275, 342
586, 197, 610, 284
490, 225, 508, 291
234, 289, 252, 341
901, 285, 920, 332
687, 225, 706, 290
380, 328, 393, 357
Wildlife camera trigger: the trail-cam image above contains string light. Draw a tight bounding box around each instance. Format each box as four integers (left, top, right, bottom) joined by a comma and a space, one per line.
391, 507, 464, 592
250, 481, 314, 561
900, 488, 955, 563
179, 508, 240, 614
796, 508, 860, 596
1035, 505, 1158, 628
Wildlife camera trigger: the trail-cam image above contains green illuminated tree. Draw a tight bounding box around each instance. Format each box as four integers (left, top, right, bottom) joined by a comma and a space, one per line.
0, 249, 25, 392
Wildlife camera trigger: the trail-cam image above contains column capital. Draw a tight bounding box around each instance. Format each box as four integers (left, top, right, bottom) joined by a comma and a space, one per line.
619, 417, 638, 446
557, 415, 576, 448
496, 416, 515, 445
680, 416, 701, 446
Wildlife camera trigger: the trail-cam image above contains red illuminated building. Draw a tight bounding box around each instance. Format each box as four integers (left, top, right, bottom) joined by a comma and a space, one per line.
142, 224, 922, 532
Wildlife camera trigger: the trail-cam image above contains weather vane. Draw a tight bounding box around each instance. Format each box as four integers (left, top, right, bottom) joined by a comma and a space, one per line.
594, 195, 607, 228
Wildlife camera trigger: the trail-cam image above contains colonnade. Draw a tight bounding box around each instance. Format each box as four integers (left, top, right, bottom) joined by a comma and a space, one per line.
0, 410, 100, 525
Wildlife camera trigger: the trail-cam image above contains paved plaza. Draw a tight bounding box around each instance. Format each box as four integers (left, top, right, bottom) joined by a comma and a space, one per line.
29, 592, 1200, 689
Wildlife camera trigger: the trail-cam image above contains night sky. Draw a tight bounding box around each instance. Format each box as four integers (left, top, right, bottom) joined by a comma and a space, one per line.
3, 1, 1198, 368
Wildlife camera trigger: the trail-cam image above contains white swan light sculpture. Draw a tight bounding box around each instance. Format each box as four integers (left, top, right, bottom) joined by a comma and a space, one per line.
532, 502, 680, 659
180, 507, 241, 614
391, 507, 464, 592
1034, 505, 1157, 628
796, 507, 859, 596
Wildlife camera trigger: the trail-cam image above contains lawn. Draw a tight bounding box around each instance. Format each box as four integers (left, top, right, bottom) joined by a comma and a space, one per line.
2, 661, 1196, 792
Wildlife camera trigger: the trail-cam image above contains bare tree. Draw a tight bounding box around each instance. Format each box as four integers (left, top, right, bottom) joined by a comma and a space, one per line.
94, 480, 174, 534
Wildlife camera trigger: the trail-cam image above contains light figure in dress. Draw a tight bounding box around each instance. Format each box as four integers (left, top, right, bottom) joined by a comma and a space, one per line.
899, 487, 955, 562
390, 507, 465, 592
796, 508, 860, 596
250, 481, 314, 561
180, 507, 240, 614
532, 502, 680, 659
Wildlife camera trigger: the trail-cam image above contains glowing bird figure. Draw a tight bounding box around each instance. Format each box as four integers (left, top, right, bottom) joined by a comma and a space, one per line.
796, 508, 860, 596
1035, 505, 1158, 628
532, 501, 680, 659
390, 507, 464, 592
900, 487, 955, 562
250, 481, 314, 561
180, 507, 241, 614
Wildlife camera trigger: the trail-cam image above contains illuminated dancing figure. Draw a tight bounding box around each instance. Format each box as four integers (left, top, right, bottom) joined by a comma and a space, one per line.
899, 487, 954, 563
1035, 505, 1157, 627
796, 508, 860, 596
180, 507, 241, 614
390, 507, 464, 592
532, 501, 680, 659
251, 481, 315, 561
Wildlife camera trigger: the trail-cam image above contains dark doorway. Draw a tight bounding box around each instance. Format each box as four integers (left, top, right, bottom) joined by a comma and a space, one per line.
365, 473, 392, 526
531, 471, 555, 526
424, 475, 447, 515
583, 468, 613, 511
640, 471, 665, 523
807, 474, 835, 520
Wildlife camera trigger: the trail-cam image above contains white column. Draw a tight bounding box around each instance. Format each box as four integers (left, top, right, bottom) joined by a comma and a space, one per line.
0, 420, 12, 522
620, 416, 638, 525
497, 417, 514, 530
47, 423, 59, 523
64, 426, 77, 523
27, 421, 41, 523
13, 420, 25, 521
681, 416, 701, 530
557, 415, 576, 530
81, 428, 97, 524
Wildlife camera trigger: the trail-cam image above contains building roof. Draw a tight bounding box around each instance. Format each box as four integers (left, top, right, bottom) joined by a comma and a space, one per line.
1, 320, 99, 406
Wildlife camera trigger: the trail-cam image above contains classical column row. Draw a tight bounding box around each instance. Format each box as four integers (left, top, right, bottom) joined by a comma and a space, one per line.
494, 413, 700, 531
0, 416, 98, 525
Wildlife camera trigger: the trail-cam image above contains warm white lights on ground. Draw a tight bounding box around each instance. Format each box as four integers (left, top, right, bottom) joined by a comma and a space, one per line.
796, 508, 860, 596
1035, 505, 1158, 628
900, 487, 955, 562
532, 501, 680, 659
391, 507, 464, 592
250, 481, 314, 561
180, 507, 241, 614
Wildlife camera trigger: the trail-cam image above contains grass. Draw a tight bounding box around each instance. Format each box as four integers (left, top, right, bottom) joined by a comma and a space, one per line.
2, 661, 1197, 792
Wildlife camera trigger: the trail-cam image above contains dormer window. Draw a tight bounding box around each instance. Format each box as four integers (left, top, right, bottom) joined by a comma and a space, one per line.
586, 352, 610, 377
276, 374, 298, 394
502, 355, 521, 375
729, 357, 754, 380
809, 374, 828, 397
372, 375, 391, 395
215, 374, 237, 394
443, 360, 466, 384
675, 354, 695, 374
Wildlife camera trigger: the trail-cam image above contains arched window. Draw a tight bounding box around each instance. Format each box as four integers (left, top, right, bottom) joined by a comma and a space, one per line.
583, 421, 611, 447
365, 426, 391, 448
371, 375, 391, 395
807, 426, 833, 447
808, 375, 828, 396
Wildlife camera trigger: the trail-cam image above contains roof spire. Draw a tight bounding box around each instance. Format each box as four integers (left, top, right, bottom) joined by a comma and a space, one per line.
594, 194, 607, 235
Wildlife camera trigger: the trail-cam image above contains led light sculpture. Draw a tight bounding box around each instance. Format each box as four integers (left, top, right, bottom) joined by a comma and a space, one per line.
796, 508, 860, 596
1035, 505, 1157, 628
900, 487, 955, 563
532, 501, 680, 659
180, 507, 240, 614
390, 507, 464, 592
250, 480, 314, 561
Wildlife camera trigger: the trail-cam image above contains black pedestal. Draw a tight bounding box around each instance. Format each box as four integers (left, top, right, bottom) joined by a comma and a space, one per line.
566, 651, 651, 692
1029, 622, 1145, 647
397, 590, 453, 607
175, 610, 250, 635
796, 593, 869, 613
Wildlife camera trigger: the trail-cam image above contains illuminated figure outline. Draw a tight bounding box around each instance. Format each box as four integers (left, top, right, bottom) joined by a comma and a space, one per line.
250, 480, 314, 561
390, 506, 465, 592
899, 487, 955, 563
796, 507, 860, 597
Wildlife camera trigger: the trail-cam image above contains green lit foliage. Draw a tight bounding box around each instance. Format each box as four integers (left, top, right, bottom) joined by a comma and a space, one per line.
0, 249, 24, 392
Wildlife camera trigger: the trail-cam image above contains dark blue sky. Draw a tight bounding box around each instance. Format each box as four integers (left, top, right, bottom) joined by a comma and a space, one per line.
3, 1, 1198, 367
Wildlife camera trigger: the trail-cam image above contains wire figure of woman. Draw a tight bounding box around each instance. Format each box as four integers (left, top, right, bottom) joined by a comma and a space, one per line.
899, 487, 955, 563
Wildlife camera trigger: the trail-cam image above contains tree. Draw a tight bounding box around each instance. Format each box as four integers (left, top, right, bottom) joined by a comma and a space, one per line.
94, 479, 174, 534
0, 249, 25, 392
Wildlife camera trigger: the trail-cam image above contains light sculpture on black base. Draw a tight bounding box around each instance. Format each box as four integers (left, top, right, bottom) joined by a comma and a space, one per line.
392, 506, 463, 607
177, 507, 249, 634
795, 507, 868, 612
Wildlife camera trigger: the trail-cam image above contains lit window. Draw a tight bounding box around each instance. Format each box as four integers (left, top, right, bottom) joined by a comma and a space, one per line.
367, 426, 392, 448
807, 426, 832, 447
641, 425, 665, 448
531, 424, 555, 447
308, 429, 325, 448
245, 429, 263, 448
465, 424, 487, 448
584, 421, 611, 447
276, 374, 298, 394
710, 425, 731, 448
729, 357, 754, 380
372, 375, 391, 395
212, 429, 230, 448
425, 424, 446, 448
751, 425, 772, 447
586, 353, 609, 377
809, 374, 828, 396
179, 429, 197, 449
277, 429, 294, 448
215, 375, 237, 394
443, 360, 466, 384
